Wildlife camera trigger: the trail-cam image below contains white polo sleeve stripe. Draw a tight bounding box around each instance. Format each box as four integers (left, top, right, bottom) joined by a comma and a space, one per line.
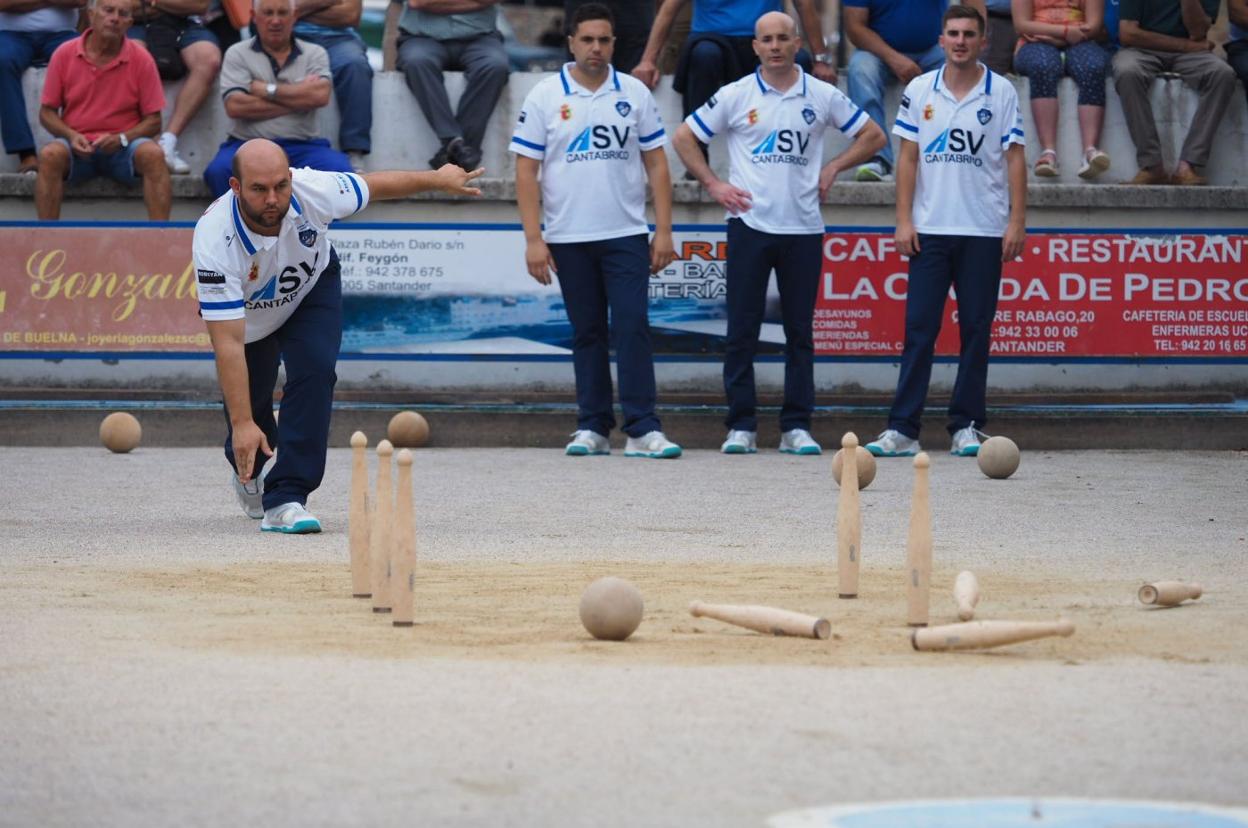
637, 87, 667, 150
510, 87, 549, 160
838, 106, 868, 134
685, 83, 732, 144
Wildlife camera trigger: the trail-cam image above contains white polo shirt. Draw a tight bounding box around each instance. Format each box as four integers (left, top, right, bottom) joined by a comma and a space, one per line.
193, 167, 369, 343
510, 64, 667, 244
685, 66, 869, 235
893, 63, 1024, 237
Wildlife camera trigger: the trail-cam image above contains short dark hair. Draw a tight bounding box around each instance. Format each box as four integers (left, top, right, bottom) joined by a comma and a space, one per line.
568, 2, 614, 36
942, 5, 985, 34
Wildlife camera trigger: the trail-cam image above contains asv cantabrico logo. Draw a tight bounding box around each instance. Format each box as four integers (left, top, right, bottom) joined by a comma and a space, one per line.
749, 129, 811, 166
565, 125, 632, 162
923, 127, 985, 167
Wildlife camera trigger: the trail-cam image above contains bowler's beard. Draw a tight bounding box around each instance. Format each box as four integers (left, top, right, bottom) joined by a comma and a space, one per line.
240, 195, 287, 231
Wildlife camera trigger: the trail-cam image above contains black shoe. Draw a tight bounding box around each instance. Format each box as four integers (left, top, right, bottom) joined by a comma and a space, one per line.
447, 137, 482, 171
428, 146, 449, 169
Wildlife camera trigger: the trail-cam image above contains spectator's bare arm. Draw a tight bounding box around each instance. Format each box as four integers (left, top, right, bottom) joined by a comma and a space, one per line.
224, 90, 296, 120
1179, 0, 1212, 42
1011, 0, 1069, 45
300, 0, 361, 28
792, 0, 836, 83
515, 156, 555, 285
90, 111, 161, 153
844, 6, 922, 83
406, 0, 495, 11
1231, 0, 1248, 29
632, 0, 690, 90
0, 0, 53, 12
1080, 0, 1105, 39
1119, 19, 1210, 52
147, 0, 210, 15
246, 75, 331, 110
38, 105, 92, 155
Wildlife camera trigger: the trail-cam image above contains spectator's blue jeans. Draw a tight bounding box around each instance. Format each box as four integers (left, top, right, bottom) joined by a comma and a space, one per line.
0, 29, 77, 155
846, 44, 945, 169
297, 30, 373, 154
204, 137, 352, 197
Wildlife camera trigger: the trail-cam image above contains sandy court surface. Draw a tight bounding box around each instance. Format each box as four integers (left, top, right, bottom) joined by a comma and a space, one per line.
1, 446, 1247, 826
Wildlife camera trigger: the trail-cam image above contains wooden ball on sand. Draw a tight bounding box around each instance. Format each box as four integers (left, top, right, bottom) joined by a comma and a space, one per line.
579, 577, 644, 641
977, 436, 1021, 479
99, 412, 141, 453
387, 410, 429, 448
831, 445, 877, 490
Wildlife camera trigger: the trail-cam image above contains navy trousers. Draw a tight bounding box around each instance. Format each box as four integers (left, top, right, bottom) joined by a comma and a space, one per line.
547, 234, 660, 438
224, 251, 343, 510
888, 234, 1003, 439
723, 219, 822, 433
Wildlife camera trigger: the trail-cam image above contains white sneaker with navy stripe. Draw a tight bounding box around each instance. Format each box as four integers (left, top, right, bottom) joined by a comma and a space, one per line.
261, 502, 322, 534
779, 428, 822, 455
624, 430, 682, 458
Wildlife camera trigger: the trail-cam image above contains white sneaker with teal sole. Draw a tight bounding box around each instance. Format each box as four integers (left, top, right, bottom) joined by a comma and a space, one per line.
565, 430, 610, 456
624, 430, 682, 458
261, 502, 322, 534
232, 456, 274, 519
779, 428, 822, 455
721, 430, 757, 454
950, 425, 982, 456
855, 159, 892, 182
866, 429, 921, 457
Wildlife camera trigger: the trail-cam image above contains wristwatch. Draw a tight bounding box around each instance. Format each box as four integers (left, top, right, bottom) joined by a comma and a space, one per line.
118, 133, 129, 149
265, 82, 278, 100
814, 52, 834, 66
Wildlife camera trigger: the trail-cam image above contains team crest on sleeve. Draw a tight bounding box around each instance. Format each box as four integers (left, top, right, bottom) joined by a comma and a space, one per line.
923, 104, 935, 121
560, 104, 572, 120
518, 110, 527, 123
977, 107, 993, 125
747, 108, 759, 125
298, 225, 317, 247
801, 106, 815, 125
615, 101, 631, 117
901, 93, 911, 109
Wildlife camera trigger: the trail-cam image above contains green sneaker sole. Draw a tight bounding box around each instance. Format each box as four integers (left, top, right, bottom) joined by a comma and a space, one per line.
261, 520, 322, 534
625, 447, 682, 459
779, 446, 822, 456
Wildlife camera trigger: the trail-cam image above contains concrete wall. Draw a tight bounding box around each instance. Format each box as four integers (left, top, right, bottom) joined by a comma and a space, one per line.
5, 66, 1248, 186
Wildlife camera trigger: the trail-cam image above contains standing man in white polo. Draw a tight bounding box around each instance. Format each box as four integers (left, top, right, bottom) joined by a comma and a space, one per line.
194, 138, 482, 533
512, 3, 682, 459
672, 10, 885, 456
866, 5, 1026, 459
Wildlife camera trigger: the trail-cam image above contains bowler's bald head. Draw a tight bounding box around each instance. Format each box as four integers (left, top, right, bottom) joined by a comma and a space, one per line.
231, 139, 290, 186
755, 10, 797, 39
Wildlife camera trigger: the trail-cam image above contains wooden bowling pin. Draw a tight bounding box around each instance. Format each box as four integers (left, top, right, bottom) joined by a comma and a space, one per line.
905, 452, 931, 626
348, 431, 371, 598
1138, 581, 1202, 607
837, 432, 862, 599
391, 449, 416, 627
954, 570, 980, 621
369, 440, 394, 613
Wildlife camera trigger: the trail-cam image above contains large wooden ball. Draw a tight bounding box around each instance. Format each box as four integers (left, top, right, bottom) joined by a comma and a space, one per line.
579, 577, 644, 641
977, 436, 1020, 479
99, 412, 141, 453
387, 411, 429, 448
831, 445, 877, 490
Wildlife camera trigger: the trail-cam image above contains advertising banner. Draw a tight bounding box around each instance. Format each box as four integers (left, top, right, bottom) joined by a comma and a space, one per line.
2, 225, 1245, 359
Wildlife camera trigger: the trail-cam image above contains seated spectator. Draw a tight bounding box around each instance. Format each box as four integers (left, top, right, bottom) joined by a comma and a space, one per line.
294, 0, 372, 171
631, 0, 835, 147
128, 0, 223, 174
35, 0, 171, 219
844, 1, 986, 181
1228, 0, 1248, 107
563, 0, 653, 74
983, 0, 1016, 73
395, 0, 509, 171
204, 0, 245, 50
1112, 0, 1236, 185
0, 0, 83, 175
1012, 0, 1112, 179
204, 0, 350, 197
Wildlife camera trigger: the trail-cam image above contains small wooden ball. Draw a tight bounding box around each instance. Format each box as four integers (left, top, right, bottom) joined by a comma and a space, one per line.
831, 445, 877, 490
977, 436, 1020, 479
579, 577, 644, 641
99, 412, 141, 453
388, 411, 429, 448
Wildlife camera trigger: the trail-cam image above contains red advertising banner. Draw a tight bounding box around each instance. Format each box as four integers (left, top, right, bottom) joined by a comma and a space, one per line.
818, 232, 1248, 358
0, 226, 209, 352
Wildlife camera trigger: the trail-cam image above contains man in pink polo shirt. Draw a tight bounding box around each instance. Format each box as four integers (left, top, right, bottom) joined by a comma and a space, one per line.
34, 0, 171, 219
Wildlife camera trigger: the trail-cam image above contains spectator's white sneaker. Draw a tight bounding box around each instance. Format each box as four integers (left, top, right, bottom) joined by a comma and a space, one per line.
721, 430, 757, 454
855, 159, 892, 182
565, 430, 610, 456
950, 425, 982, 457
779, 428, 822, 455
624, 430, 682, 458
159, 132, 190, 174
866, 429, 921, 457
260, 502, 322, 534
231, 456, 274, 519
